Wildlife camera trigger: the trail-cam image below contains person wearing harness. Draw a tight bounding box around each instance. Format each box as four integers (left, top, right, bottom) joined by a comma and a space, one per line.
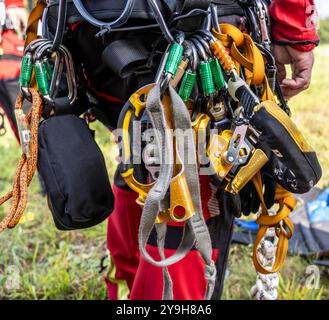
270, 0, 319, 99
3, 0, 29, 36
104, 0, 320, 300
0, 0, 321, 301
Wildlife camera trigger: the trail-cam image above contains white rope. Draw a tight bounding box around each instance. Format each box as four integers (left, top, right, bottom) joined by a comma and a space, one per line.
250, 210, 280, 300
143, 129, 160, 180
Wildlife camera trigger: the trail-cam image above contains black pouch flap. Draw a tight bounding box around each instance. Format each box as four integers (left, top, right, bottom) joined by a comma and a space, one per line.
250, 101, 322, 194
38, 114, 114, 230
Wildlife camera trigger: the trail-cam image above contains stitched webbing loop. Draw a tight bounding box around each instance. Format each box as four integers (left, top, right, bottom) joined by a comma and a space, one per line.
251, 172, 296, 274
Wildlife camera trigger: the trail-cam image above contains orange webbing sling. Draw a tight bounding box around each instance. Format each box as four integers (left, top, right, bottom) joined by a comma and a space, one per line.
212, 23, 297, 274
25, 0, 46, 48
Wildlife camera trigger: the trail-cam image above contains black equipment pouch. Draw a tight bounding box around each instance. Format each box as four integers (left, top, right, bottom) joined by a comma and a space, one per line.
250, 100, 322, 194
37, 114, 114, 230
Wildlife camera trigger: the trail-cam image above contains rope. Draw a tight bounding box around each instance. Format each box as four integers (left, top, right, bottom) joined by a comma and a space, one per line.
0, 88, 43, 232
252, 172, 296, 275
250, 222, 280, 300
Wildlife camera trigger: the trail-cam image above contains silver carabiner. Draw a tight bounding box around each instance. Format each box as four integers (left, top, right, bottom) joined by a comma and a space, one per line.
255, 0, 271, 50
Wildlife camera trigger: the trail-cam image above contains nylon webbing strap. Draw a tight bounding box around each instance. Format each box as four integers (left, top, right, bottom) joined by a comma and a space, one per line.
139, 84, 216, 300
155, 222, 174, 300
139, 84, 194, 270
213, 23, 275, 101
251, 172, 296, 274
169, 86, 216, 300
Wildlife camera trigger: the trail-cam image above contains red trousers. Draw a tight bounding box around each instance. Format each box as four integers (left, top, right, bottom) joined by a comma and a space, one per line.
105, 176, 220, 300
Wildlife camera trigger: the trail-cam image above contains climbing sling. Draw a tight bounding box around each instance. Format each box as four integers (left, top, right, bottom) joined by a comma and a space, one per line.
138, 84, 216, 299
116, 14, 321, 293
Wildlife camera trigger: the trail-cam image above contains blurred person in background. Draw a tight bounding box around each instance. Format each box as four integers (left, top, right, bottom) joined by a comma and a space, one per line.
0, 0, 28, 140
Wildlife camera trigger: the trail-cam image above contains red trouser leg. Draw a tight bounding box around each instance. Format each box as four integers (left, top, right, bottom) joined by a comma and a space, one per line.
130, 245, 218, 300
106, 176, 218, 300
105, 185, 142, 300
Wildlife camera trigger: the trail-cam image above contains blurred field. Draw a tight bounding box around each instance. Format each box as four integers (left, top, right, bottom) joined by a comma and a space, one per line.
0, 45, 329, 300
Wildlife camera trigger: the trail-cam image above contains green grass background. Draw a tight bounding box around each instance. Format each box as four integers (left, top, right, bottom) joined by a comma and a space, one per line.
0, 46, 329, 300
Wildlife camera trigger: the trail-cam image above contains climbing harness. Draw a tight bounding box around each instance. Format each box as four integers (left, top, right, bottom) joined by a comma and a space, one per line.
116, 3, 321, 300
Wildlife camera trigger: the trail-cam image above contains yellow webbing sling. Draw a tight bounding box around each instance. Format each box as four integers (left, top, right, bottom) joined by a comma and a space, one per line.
25, 1, 46, 48
213, 23, 275, 101
252, 172, 296, 274
213, 23, 296, 274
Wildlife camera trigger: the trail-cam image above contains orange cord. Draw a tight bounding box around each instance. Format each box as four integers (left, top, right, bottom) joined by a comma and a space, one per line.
0, 89, 43, 231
